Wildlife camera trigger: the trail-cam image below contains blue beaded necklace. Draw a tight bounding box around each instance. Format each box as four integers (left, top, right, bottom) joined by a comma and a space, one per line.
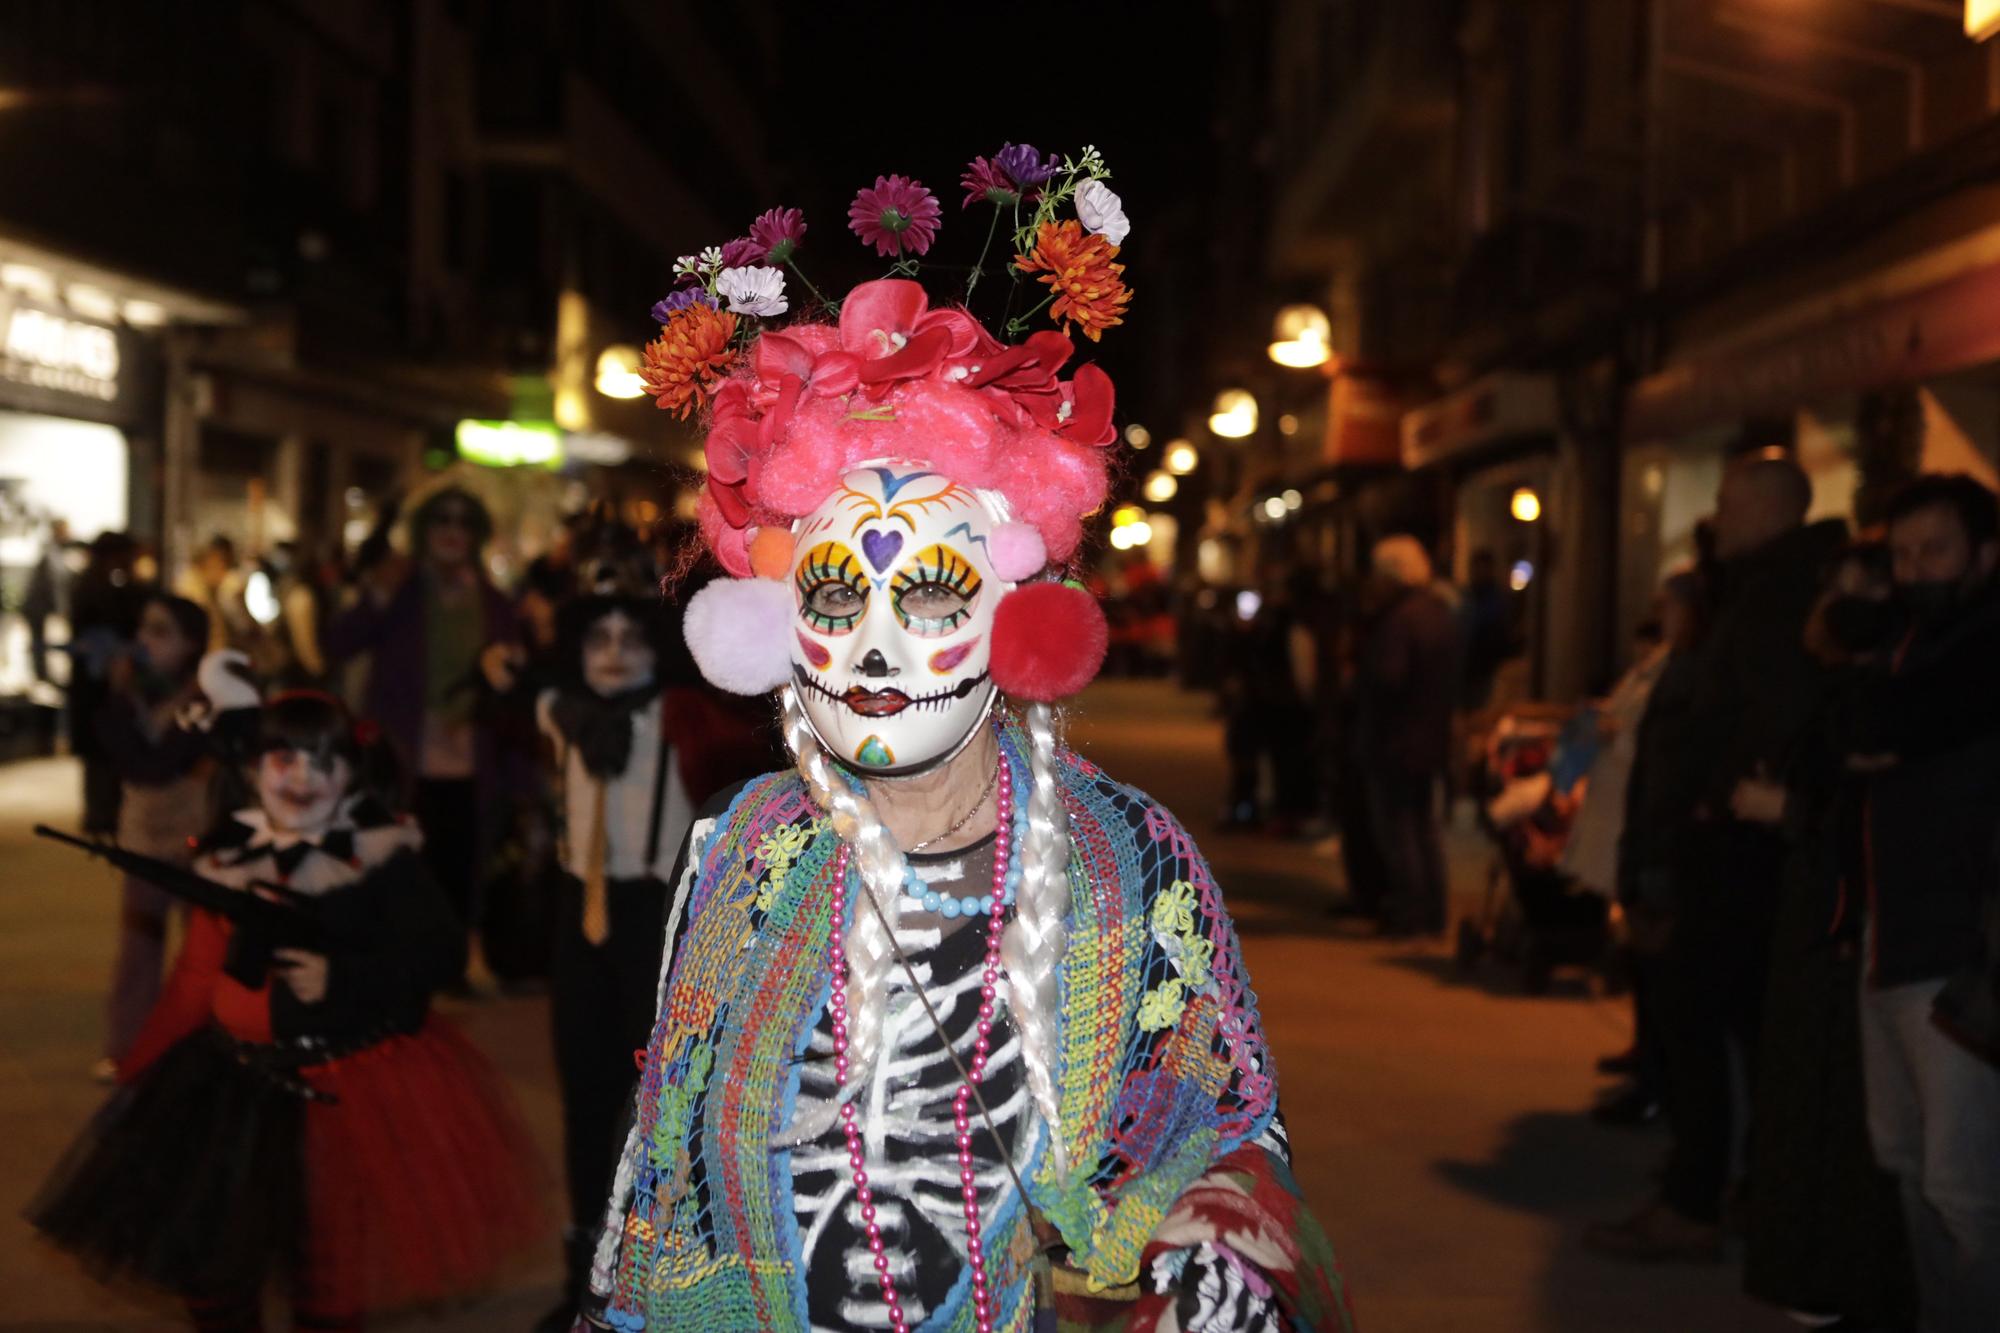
897, 737, 1028, 919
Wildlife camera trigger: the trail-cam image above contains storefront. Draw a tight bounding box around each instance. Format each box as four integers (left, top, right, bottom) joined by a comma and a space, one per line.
0, 285, 163, 741
1621, 240, 2000, 645
1401, 371, 1585, 702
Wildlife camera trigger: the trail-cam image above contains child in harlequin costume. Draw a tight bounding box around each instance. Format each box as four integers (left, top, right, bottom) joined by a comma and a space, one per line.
580, 151, 1353, 1333
30, 691, 544, 1331
535, 593, 782, 1328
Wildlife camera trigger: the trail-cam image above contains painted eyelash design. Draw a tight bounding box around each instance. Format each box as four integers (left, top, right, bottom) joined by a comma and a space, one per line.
890, 544, 983, 635
794, 541, 869, 633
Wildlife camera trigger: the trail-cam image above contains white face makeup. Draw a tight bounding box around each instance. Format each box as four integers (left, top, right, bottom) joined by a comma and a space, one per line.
257, 747, 353, 834
789, 465, 1004, 776
582, 609, 657, 697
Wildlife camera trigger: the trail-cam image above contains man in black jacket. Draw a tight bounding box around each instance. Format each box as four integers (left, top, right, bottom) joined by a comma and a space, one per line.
1354, 535, 1459, 937
1589, 453, 1849, 1263
1851, 474, 2000, 1333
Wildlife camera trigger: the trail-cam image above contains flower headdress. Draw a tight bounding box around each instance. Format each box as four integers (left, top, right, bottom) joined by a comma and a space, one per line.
651, 145, 1133, 702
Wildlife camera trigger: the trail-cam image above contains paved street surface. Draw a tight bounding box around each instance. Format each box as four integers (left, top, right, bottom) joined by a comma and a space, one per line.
0, 680, 1791, 1332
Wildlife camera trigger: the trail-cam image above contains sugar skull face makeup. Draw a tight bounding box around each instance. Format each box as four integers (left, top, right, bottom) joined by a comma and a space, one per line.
789, 465, 1004, 775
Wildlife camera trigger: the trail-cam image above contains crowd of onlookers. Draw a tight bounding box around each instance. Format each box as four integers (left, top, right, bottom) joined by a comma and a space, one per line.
1204, 458, 2000, 1332
1574, 462, 2000, 1333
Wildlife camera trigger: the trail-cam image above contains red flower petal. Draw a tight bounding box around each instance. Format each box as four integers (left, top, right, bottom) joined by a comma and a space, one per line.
811, 350, 861, 397
1059, 364, 1117, 446
857, 326, 950, 389
839, 279, 930, 359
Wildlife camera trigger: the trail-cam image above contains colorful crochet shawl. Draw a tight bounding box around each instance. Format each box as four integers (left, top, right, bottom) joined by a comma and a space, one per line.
595, 733, 1351, 1332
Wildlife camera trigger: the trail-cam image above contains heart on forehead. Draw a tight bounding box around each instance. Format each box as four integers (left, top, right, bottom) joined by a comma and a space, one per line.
860, 528, 904, 573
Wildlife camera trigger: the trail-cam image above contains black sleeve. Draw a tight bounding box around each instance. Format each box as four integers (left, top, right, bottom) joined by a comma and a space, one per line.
270, 849, 467, 1041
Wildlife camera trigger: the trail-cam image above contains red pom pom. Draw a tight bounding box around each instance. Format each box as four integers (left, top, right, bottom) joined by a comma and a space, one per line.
989, 582, 1107, 702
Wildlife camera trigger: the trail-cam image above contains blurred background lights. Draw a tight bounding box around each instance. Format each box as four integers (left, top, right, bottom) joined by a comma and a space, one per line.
1208, 388, 1258, 438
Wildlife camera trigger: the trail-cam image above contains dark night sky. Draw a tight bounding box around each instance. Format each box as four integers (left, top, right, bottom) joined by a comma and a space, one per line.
757, 3, 1250, 445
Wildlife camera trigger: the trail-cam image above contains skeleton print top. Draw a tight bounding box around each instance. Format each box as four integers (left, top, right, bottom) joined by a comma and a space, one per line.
790, 833, 1034, 1332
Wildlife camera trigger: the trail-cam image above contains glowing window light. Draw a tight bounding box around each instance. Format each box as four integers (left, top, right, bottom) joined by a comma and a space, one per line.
1510, 560, 1534, 591
1510, 486, 1542, 523
1262, 496, 1288, 520
1124, 423, 1151, 449
1111, 504, 1146, 528
1142, 470, 1178, 503
456, 419, 564, 469
1164, 440, 1200, 475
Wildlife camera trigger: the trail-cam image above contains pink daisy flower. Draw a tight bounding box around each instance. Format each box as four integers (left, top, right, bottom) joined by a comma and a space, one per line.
750, 207, 807, 263
847, 174, 942, 259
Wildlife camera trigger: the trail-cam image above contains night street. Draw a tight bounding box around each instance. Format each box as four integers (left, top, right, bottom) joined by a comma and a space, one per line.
2, 681, 1788, 1333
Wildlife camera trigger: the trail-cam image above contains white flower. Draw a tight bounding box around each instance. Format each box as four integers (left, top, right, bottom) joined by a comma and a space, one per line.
715, 265, 789, 317
698, 245, 725, 272
1074, 179, 1130, 246
672, 253, 702, 278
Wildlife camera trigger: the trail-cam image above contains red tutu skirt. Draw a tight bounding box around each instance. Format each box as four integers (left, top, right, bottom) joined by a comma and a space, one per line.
297, 1015, 548, 1314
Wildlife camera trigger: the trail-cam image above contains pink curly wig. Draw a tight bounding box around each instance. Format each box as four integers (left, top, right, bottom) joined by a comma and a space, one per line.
692, 279, 1116, 576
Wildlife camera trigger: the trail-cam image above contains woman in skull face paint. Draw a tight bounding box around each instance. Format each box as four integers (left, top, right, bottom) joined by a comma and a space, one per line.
580, 276, 1350, 1333
31, 691, 545, 1331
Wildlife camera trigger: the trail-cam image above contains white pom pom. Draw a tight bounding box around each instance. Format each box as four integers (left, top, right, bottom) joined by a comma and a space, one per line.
683, 577, 795, 695
197, 649, 260, 711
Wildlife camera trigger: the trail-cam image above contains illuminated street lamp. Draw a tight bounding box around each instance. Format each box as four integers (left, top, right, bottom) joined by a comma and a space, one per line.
1142, 470, 1178, 503
595, 345, 647, 399
1163, 439, 1200, 475
1970, 0, 2000, 41
1267, 304, 1333, 369
1510, 486, 1542, 523
1209, 389, 1258, 439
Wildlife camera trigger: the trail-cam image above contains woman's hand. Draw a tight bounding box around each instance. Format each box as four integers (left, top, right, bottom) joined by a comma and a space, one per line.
273, 948, 329, 1004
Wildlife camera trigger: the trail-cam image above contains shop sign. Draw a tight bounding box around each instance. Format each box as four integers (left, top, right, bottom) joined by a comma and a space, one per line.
0, 293, 121, 404
456, 418, 563, 468
1401, 373, 1558, 470
1323, 373, 1403, 468
1625, 259, 2000, 441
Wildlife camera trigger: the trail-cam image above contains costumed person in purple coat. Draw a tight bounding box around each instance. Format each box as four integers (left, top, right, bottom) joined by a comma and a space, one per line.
322, 484, 524, 986
578, 148, 1352, 1332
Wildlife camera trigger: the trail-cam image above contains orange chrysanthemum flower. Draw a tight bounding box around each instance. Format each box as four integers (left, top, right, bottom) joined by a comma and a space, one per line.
640, 304, 739, 419
1015, 219, 1132, 342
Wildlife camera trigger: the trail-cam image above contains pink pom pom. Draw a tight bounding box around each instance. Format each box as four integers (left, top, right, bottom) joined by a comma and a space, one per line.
988, 582, 1107, 702
683, 577, 795, 695
988, 522, 1047, 583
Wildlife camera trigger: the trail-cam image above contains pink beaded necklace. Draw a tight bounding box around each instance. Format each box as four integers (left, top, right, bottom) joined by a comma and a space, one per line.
827, 757, 1014, 1333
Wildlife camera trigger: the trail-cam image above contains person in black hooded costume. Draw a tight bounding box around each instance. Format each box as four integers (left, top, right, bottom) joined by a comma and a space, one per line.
533, 591, 781, 1331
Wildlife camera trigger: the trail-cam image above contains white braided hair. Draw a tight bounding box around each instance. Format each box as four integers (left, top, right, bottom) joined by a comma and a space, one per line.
780, 685, 1072, 1177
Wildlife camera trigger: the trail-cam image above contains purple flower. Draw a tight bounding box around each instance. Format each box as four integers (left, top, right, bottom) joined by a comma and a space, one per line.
995, 142, 1058, 189
718, 236, 762, 270
750, 206, 808, 264
847, 175, 942, 259
651, 289, 720, 322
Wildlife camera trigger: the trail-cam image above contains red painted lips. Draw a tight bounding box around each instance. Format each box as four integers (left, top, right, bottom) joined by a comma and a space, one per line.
842, 688, 912, 718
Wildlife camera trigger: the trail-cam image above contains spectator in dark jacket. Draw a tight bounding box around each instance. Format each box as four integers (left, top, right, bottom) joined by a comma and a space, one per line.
323, 485, 523, 985
1354, 535, 1459, 937
1589, 453, 1849, 1263
1844, 474, 2000, 1333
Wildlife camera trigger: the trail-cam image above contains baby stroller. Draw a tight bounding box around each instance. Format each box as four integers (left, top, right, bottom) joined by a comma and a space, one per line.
1454, 705, 1611, 994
